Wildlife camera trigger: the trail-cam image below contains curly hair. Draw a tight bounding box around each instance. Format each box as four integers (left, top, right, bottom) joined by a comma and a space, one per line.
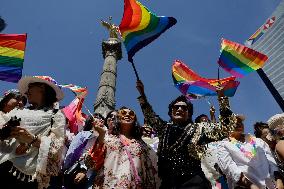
168, 95, 193, 123
111, 106, 142, 139
254, 122, 269, 138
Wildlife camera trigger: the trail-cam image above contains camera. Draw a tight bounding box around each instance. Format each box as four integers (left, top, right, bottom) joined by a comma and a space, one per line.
0, 116, 21, 140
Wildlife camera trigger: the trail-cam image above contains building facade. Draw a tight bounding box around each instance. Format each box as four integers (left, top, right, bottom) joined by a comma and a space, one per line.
246, 0, 284, 111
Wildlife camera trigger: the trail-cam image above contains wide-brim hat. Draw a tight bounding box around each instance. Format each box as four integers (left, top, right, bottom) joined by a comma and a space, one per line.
18, 76, 64, 101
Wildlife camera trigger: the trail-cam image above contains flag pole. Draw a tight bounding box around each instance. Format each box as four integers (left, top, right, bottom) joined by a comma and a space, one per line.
129, 59, 140, 81
82, 102, 95, 120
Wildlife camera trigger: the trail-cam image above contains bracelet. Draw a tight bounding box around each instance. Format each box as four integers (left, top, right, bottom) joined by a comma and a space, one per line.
28, 135, 38, 148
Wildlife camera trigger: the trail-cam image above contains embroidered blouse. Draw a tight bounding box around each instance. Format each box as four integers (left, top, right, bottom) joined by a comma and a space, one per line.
85, 134, 160, 189
0, 108, 66, 189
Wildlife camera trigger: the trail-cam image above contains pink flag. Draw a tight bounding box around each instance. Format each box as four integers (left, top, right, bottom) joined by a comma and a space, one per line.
63, 97, 86, 134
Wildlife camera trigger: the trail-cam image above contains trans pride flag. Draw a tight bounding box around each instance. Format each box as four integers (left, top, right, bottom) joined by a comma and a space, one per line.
0, 34, 27, 82
119, 0, 177, 62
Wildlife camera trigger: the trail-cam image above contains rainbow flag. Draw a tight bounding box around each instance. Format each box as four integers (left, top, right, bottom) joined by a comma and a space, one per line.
60, 84, 88, 98
0, 34, 27, 83
119, 0, 177, 62
246, 16, 276, 46
173, 60, 240, 98
218, 39, 268, 78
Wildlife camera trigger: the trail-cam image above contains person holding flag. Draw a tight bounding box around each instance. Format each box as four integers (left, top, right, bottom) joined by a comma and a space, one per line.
136, 80, 237, 189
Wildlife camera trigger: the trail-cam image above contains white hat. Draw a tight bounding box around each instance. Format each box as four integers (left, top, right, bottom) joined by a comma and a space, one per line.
267, 113, 284, 130
18, 76, 64, 101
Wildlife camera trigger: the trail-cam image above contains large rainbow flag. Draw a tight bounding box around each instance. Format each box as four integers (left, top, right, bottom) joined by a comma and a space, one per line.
218, 38, 268, 78
119, 0, 177, 62
173, 60, 240, 98
0, 34, 27, 83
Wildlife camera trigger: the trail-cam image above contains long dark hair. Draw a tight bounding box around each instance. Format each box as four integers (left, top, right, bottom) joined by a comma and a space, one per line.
111, 106, 142, 139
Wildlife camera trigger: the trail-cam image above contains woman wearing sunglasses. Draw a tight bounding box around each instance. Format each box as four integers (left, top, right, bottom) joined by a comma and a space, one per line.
85, 106, 159, 189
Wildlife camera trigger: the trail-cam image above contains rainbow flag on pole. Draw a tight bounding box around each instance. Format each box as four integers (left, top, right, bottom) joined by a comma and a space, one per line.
119, 0, 177, 62
0, 34, 27, 83
218, 38, 268, 78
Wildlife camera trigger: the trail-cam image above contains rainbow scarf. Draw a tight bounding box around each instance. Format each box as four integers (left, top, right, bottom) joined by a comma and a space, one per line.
119, 0, 177, 62
218, 38, 268, 78
0, 34, 27, 82
230, 135, 257, 159
172, 60, 240, 98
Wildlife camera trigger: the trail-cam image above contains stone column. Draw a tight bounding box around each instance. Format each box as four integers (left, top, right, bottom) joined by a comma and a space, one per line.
93, 38, 122, 117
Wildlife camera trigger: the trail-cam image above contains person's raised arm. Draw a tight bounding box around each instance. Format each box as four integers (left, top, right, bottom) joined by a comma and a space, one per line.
205, 86, 237, 140
136, 80, 167, 137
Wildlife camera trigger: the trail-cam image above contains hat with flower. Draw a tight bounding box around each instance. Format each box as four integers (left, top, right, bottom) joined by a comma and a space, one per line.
18, 76, 64, 101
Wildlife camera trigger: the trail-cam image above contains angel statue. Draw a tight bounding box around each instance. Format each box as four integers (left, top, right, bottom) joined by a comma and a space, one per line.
101, 16, 120, 38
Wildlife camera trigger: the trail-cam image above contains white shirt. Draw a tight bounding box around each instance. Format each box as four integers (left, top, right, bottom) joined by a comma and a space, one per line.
217, 135, 278, 189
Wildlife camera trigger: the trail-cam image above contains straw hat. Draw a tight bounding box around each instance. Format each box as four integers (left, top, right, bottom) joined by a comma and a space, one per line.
18, 76, 64, 101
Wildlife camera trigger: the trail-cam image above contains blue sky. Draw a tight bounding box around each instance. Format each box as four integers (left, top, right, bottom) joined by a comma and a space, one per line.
1, 0, 282, 133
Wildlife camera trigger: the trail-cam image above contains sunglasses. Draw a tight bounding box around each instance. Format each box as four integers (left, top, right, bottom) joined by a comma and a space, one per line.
118, 109, 136, 119
107, 113, 116, 120
172, 104, 188, 111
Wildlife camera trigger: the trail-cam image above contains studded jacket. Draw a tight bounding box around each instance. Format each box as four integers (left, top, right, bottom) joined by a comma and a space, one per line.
138, 95, 237, 185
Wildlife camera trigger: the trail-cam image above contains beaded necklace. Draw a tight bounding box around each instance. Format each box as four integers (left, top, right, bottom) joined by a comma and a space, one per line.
230, 135, 257, 158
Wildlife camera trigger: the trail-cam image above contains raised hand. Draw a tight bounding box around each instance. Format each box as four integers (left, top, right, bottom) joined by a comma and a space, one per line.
92, 119, 106, 144
216, 85, 225, 98
136, 80, 145, 96
74, 171, 86, 184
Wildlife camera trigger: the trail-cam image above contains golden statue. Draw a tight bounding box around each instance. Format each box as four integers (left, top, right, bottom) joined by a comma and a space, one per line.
101, 16, 119, 38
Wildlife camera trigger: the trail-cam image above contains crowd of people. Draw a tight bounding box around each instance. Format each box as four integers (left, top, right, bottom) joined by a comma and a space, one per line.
0, 75, 284, 189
